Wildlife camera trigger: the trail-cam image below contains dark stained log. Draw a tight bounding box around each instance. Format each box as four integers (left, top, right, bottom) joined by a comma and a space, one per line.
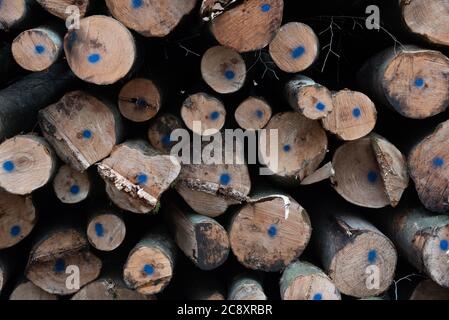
280, 261, 341, 300
410, 279, 449, 300
0, 42, 18, 86
147, 113, 184, 154
358, 46, 449, 119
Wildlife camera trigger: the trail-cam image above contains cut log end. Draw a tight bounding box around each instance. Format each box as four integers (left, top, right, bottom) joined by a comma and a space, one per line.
201, 46, 246, 94
0, 0, 29, 30
322, 89, 377, 141
235, 97, 272, 130
0, 135, 56, 195
10, 281, 58, 300
148, 113, 184, 154
64, 15, 136, 85
228, 276, 267, 300
12, 27, 63, 72
71, 278, 153, 300
181, 93, 226, 136
422, 225, 449, 288
36, 0, 89, 19
118, 78, 162, 122
229, 195, 312, 272
0, 190, 37, 250
53, 165, 90, 204
105, 0, 197, 37
87, 212, 126, 252
410, 279, 449, 300
269, 22, 319, 73
210, 0, 284, 53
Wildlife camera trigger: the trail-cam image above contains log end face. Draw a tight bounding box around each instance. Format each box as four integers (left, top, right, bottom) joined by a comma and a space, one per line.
87, 213, 126, 252
422, 225, 449, 288
53, 165, 90, 204
235, 97, 272, 130
282, 273, 341, 300
195, 221, 230, 270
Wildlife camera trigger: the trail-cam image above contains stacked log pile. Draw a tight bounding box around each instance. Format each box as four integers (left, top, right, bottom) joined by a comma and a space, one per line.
0, 0, 448, 301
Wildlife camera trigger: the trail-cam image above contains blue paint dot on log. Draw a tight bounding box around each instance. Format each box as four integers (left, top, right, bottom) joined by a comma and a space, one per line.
267, 225, 277, 238
35, 45, 45, 55
433, 157, 444, 168
261, 4, 271, 12
136, 98, 147, 108
255, 109, 264, 119
224, 70, 235, 80
82, 129, 92, 139
54, 258, 66, 273
210, 111, 220, 121
162, 134, 171, 147
440, 239, 448, 251
3, 160, 15, 172
220, 173, 231, 185
10, 225, 21, 237
368, 249, 377, 263
315, 102, 326, 111
291, 46, 305, 59
143, 264, 154, 276
414, 77, 425, 88
132, 0, 143, 8
352, 107, 361, 118
313, 293, 323, 300
367, 171, 378, 183
136, 173, 148, 185
88, 53, 101, 64
70, 185, 80, 195
95, 223, 104, 237
283, 144, 291, 152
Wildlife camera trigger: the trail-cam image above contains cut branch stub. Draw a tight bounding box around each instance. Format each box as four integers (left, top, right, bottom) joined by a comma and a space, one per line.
331, 134, 408, 209
210, 0, 284, 53
98, 140, 181, 214
259, 111, 328, 185
269, 22, 319, 73
0, 190, 37, 250
229, 192, 311, 272
400, 0, 449, 46
105, 0, 197, 37
147, 113, 184, 154
118, 78, 162, 123
25, 228, 102, 295
64, 15, 136, 85
123, 231, 176, 295
12, 26, 63, 72
358, 46, 449, 119
280, 261, 341, 300
408, 120, 449, 213
53, 165, 91, 204
201, 46, 246, 94
235, 97, 272, 130
0, 135, 57, 195
39, 90, 122, 171
36, 0, 90, 19
285, 75, 333, 120
322, 89, 377, 141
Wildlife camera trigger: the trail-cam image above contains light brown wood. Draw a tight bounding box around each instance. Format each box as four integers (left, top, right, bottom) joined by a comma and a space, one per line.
331, 134, 409, 208
408, 120, 449, 213
280, 261, 341, 300
358, 46, 449, 119
53, 165, 90, 204
25, 228, 102, 295
400, 0, 449, 46
36, 0, 89, 19
181, 92, 226, 136
259, 111, 328, 184
322, 89, 377, 141
118, 78, 162, 122
10, 280, 58, 300
39, 90, 122, 171
166, 203, 229, 270
229, 192, 311, 272
228, 275, 267, 300
201, 46, 246, 94
98, 140, 181, 214
300, 162, 334, 186
269, 22, 319, 73
105, 0, 197, 37
285, 75, 333, 120
64, 15, 136, 85
87, 210, 126, 252
0, 190, 37, 249
0, 0, 33, 30
123, 231, 176, 295
210, 0, 283, 53
235, 97, 272, 130
410, 279, 449, 300
148, 113, 184, 154
0, 134, 56, 195
12, 26, 63, 72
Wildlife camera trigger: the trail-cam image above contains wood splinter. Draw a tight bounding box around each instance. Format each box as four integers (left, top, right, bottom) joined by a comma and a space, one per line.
36, 0, 90, 20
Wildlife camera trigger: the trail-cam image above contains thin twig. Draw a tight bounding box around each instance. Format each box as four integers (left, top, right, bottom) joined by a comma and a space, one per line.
392, 273, 426, 300
178, 44, 200, 57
